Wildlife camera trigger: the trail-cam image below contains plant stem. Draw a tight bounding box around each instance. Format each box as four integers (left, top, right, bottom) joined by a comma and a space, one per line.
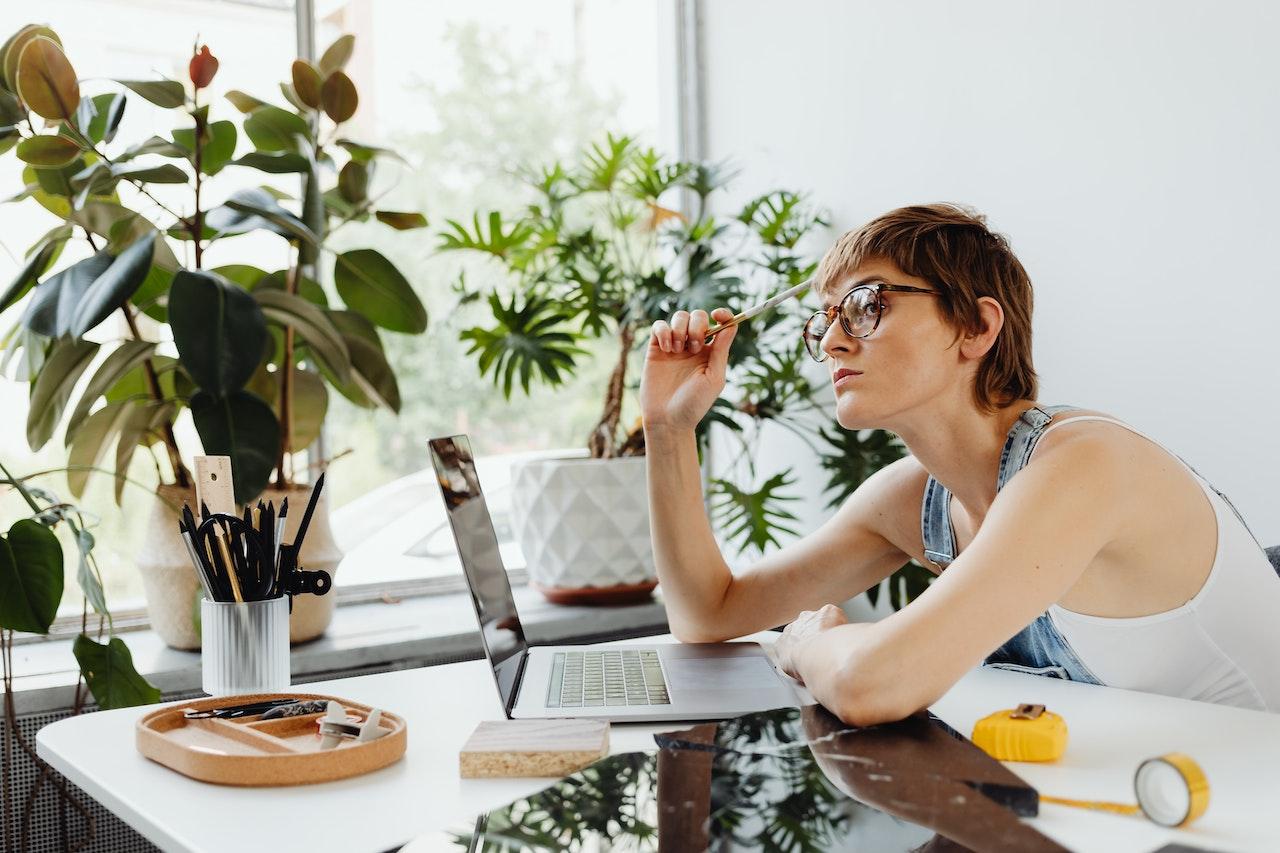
62, 123, 188, 230
586, 322, 635, 458
116, 306, 190, 488
274, 259, 301, 487
192, 91, 204, 269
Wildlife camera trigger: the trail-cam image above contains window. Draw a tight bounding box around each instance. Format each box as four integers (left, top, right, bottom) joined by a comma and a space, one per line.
0, 0, 673, 613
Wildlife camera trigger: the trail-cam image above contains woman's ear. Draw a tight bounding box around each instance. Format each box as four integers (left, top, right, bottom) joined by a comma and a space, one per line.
959, 297, 1004, 360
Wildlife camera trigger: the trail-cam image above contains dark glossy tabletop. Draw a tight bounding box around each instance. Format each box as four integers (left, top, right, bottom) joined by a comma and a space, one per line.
421, 705, 1072, 852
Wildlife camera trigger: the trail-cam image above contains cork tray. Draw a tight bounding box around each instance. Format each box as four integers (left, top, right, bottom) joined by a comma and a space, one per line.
136, 692, 407, 786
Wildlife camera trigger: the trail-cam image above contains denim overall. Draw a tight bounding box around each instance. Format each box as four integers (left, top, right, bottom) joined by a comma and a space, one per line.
920, 405, 1103, 683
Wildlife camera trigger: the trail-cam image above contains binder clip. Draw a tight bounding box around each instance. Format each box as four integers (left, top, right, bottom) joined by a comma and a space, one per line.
317, 701, 389, 749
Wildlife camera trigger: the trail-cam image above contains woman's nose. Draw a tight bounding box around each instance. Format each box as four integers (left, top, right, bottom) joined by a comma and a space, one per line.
820, 321, 855, 361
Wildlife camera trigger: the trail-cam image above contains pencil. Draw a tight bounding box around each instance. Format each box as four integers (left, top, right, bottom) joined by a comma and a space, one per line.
703, 279, 812, 342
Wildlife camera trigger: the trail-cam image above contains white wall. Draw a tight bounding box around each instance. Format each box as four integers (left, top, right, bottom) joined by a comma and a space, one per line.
700, 0, 1280, 545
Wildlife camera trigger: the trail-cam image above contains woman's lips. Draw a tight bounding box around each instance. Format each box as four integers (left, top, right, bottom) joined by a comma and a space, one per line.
833, 369, 863, 388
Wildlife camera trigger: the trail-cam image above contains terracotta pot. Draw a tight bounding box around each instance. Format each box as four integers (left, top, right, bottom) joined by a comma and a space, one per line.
136, 482, 343, 649
508, 456, 656, 604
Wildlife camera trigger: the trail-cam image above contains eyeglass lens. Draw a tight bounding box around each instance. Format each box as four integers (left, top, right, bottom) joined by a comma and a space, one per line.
803, 287, 881, 360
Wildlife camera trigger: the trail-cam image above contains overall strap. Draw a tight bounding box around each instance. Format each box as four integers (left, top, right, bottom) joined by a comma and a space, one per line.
920, 404, 1080, 569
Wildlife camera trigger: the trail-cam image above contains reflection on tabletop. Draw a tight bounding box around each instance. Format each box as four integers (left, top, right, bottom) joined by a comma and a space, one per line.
409, 705, 1072, 852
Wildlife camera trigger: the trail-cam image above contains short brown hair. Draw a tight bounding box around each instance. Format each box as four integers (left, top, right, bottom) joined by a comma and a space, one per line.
815, 203, 1037, 411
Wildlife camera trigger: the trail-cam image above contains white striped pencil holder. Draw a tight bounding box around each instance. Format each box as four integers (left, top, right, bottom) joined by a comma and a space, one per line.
201, 597, 290, 697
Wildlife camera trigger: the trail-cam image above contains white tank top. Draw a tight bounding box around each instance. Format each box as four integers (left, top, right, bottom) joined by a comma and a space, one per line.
1040, 416, 1280, 711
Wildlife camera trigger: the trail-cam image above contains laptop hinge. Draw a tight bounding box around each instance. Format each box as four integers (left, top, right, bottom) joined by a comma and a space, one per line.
505, 650, 529, 719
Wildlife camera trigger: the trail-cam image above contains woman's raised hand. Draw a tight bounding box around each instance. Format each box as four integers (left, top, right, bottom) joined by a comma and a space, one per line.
640, 307, 737, 433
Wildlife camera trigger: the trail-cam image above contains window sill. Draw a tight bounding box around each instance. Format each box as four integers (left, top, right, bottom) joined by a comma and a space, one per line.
5, 584, 670, 716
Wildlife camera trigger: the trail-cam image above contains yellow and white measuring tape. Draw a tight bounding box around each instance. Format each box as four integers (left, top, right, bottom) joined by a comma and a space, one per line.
1041, 752, 1210, 828
973, 704, 1210, 828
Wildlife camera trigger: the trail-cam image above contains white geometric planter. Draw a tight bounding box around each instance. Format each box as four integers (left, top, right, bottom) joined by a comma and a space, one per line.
508, 456, 656, 603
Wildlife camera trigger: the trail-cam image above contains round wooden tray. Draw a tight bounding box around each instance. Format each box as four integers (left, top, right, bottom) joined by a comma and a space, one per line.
136, 692, 407, 786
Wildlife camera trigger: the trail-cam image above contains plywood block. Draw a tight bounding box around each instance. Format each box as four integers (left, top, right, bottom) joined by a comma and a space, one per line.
460, 719, 609, 778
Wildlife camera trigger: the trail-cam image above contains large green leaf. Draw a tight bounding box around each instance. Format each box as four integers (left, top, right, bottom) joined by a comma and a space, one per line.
460, 293, 584, 398
337, 160, 367, 204
109, 163, 188, 184
327, 310, 400, 412
68, 233, 156, 337
21, 253, 110, 336
113, 400, 171, 503
318, 34, 355, 75
75, 91, 126, 145
115, 135, 188, 163
73, 527, 107, 616
206, 187, 317, 244
66, 400, 137, 498
229, 151, 309, 174
65, 339, 157, 444
709, 471, 801, 555
374, 210, 427, 230
0, 225, 69, 313
290, 60, 322, 109
253, 288, 350, 382
16, 135, 82, 166
169, 269, 267, 397
816, 425, 908, 511
16, 36, 79, 120
334, 137, 406, 165
242, 105, 308, 152
224, 89, 268, 113
0, 520, 63, 634
116, 79, 184, 109
72, 635, 161, 709
189, 389, 278, 504
173, 119, 236, 175
290, 368, 327, 450
26, 336, 99, 450
333, 249, 426, 333
2, 25, 60, 93
320, 70, 358, 123
438, 210, 535, 259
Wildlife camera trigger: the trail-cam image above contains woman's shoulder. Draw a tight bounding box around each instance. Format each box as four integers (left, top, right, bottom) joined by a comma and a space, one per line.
1031, 405, 1154, 469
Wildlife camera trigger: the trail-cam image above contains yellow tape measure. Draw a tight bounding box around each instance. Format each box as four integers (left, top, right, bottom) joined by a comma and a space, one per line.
974, 705, 1210, 827
1042, 753, 1210, 828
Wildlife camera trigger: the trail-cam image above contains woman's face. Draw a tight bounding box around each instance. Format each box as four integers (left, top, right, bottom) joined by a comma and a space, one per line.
819, 258, 961, 430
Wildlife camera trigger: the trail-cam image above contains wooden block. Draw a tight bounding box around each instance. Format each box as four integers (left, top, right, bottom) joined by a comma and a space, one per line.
459, 719, 609, 778
194, 456, 236, 515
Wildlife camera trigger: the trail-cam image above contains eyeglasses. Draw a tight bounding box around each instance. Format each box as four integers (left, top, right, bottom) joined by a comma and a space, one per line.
802, 283, 940, 362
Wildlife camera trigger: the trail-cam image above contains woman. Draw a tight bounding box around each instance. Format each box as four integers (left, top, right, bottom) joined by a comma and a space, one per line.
641, 203, 1280, 725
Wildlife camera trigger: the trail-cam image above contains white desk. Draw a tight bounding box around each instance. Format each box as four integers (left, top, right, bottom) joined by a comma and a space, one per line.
37, 634, 1280, 853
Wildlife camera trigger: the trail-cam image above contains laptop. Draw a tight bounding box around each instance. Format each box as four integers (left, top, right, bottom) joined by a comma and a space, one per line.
428, 435, 803, 721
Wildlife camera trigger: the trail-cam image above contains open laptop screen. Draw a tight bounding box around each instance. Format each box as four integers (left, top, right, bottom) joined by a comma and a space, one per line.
428, 436, 528, 712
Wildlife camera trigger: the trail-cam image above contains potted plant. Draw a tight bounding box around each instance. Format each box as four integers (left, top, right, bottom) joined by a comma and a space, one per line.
440, 135, 837, 602
1, 461, 159, 852
0, 26, 428, 646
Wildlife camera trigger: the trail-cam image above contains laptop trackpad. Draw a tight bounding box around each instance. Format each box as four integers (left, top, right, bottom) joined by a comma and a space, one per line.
665, 655, 783, 691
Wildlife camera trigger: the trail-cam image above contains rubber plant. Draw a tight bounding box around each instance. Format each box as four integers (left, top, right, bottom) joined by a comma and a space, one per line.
1, 459, 158, 852
440, 135, 930, 604
0, 26, 427, 507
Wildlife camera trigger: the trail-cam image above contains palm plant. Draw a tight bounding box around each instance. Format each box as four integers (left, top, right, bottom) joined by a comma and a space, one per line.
0, 26, 427, 506
440, 135, 931, 607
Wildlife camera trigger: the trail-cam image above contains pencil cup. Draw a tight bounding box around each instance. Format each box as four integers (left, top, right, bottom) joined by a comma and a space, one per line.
201, 597, 290, 696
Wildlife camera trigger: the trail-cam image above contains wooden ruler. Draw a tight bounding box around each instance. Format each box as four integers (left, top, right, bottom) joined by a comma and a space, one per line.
194, 456, 236, 514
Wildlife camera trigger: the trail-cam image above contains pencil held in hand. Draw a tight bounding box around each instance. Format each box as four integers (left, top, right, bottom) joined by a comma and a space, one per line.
703, 279, 812, 342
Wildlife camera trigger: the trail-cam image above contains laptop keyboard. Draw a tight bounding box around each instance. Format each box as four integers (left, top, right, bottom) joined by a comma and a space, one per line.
546, 649, 670, 707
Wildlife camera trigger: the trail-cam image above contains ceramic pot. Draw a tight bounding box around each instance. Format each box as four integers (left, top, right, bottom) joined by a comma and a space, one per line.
136, 484, 203, 650
508, 455, 656, 604
136, 482, 342, 649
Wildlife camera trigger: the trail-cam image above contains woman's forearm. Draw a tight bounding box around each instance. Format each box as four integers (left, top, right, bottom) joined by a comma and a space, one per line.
645, 425, 736, 641
793, 623, 920, 726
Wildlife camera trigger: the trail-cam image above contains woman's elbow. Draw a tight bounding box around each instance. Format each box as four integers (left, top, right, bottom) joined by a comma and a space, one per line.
826, 656, 926, 727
